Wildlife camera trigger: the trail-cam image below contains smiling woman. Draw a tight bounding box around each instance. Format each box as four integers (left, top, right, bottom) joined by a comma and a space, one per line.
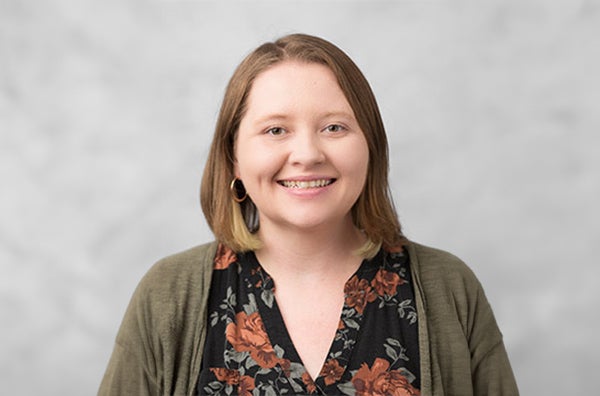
234, 61, 370, 251
202, 34, 402, 259
99, 34, 519, 396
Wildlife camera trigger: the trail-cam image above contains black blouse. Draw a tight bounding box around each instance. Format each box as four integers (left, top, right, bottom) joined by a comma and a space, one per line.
196, 244, 420, 396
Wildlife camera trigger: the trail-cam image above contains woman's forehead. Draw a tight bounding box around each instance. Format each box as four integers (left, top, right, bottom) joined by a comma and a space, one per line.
242, 61, 353, 121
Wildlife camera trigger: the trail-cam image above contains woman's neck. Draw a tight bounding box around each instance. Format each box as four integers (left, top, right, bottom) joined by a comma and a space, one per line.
255, 217, 366, 280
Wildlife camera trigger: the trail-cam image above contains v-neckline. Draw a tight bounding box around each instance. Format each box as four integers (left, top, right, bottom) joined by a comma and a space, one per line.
241, 250, 381, 390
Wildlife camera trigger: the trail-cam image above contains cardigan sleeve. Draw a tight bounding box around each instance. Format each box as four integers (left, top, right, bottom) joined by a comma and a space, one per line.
472, 337, 519, 395
98, 242, 217, 396
98, 268, 163, 396
98, 340, 159, 395
467, 278, 519, 395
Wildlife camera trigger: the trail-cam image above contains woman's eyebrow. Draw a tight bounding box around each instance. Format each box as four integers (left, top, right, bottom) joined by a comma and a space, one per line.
320, 111, 354, 120
251, 114, 291, 125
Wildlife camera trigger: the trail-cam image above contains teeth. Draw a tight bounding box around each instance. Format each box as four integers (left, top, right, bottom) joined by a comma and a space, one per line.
280, 179, 333, 189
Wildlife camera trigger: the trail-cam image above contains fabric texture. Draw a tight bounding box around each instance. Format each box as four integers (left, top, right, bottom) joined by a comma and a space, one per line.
197, 244, 420, 395
98, 241, 519, 395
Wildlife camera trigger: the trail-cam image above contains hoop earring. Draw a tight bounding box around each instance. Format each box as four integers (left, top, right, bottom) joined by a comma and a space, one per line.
230, 178, 247, 203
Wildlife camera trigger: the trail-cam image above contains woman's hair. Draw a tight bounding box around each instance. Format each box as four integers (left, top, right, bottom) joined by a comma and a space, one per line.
200, 33, 403, 257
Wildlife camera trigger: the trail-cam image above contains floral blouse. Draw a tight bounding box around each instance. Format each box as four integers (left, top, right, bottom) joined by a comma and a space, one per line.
196, 244, 420, 396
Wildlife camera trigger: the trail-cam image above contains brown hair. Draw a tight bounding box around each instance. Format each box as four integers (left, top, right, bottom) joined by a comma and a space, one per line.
200, 33, 403, 257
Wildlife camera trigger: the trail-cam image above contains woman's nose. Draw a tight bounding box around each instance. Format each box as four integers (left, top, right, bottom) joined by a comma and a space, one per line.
288, 131, 326, 166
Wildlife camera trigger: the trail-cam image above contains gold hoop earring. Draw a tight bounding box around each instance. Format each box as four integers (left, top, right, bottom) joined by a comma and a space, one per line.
230, 178, 247, 203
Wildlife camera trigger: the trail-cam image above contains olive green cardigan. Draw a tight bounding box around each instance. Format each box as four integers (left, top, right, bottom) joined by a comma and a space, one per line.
98, 241, 519, 395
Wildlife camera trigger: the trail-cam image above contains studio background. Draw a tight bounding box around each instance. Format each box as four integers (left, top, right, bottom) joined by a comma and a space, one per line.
1, 0, 598, 395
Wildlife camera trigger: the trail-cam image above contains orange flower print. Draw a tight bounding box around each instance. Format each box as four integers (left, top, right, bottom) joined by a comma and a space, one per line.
302, 371, 317, 394
352, 358, 420, 396
237, 375, 255, 396
209, 368, 254, 395
279, 357, 291, 377
320, 358, 345, 386
345, 275, 377, 314
226, 311, 286, 369
210, 367, 239, 385
371, 268, 404, 297
214, 244, 237, 270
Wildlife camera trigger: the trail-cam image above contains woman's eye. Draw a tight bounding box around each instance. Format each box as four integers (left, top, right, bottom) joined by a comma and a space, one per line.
325, 124, 345, 133
266, 127, 285, 136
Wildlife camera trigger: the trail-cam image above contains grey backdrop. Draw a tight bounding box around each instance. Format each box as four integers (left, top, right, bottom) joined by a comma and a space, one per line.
1, 0, 599, 395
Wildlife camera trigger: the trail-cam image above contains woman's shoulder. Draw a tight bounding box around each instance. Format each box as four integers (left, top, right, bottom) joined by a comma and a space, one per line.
406, 240, 501, 339
147, 241, 219, 276
133, 241, 219, 303
406, 240, 484, 295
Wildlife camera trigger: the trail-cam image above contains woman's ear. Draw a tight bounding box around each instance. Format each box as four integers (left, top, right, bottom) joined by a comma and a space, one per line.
233, 161, 240, 179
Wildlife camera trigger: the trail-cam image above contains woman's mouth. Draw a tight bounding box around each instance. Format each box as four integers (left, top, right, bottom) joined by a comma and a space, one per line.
278, 179, 335, 189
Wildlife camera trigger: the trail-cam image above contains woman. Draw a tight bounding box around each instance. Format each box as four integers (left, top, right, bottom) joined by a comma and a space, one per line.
99, 34, 519, 395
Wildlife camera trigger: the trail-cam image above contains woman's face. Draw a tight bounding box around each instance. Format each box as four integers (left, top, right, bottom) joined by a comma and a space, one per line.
234, 61, 369, 234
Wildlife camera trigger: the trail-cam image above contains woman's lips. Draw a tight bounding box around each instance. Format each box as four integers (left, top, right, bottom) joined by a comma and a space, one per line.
277, 179, 335, 189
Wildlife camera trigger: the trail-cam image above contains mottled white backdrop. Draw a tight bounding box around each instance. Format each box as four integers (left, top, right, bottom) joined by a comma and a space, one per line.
1, 0, 598, 395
